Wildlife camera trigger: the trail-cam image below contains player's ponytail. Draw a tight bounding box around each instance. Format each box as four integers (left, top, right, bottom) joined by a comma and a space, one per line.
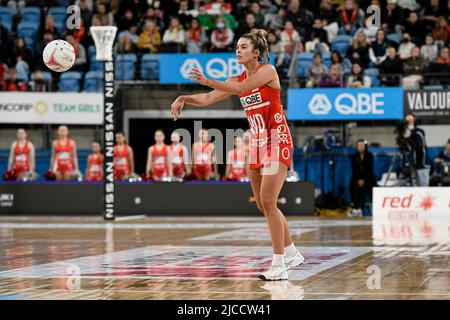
241, 29, 270, 64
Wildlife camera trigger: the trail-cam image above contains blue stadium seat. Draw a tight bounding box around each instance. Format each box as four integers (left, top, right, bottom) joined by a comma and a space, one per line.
18, 21, 39, 39
56, 0, 70, 6
423, 85, 443, 90
297, 52, 314, 78
0, 7, 13, 33
20, 7, 41, 24
141, 54, 159, 80
83, 71, 103, 92
48, 7, 67, 33
322, 52, 331, 68
387, 33, 403, 44
22, 36, 36, 56
365, 68, 380, 87
115, 53, 137, 80
88, 45, 96, 61
331, 35, 352, 56
89, 57, 104, 71
31, 71, 52, 82
58, 71, 82, 92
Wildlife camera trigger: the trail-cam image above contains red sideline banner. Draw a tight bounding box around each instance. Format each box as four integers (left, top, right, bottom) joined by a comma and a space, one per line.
372, 187, 450, 244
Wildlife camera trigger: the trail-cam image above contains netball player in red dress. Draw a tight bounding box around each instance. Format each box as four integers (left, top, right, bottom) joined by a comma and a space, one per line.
7, 128, 35, 179
225, 136, 247, 181
170, 131, 190, 179
171, 30, 304, 280
50, 125, 79, 181
114, 132, 134, 181
146, 130, 172, 181
85, 142, 103, 182
192, 128, 219, 181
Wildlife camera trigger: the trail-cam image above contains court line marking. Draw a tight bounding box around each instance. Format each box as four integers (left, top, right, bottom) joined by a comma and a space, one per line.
115, 215, 147, 222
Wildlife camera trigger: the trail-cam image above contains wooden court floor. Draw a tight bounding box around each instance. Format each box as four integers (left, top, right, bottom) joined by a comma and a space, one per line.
0, 215, 448, 300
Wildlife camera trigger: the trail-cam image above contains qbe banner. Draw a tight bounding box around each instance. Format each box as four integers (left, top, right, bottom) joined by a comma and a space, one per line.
404, 89, 450, 124
0, 92, 103, 124
372, 187, 450, 245
287, 87, 403, 121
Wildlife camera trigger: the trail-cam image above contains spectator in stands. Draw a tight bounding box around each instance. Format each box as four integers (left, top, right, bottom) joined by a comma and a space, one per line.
430, 139, 450, 186
380, 47, 403, 86
78, 0, 93, 30
74, 17, 87, 47
235, 0, 251, 23
421, 35, 439, 62
347, 62, 372, 87
347, 31, 371, 68
402, 46, 428, 88
349, 139, 376, 217
249, 2, 264, 27
220, 4, 237, 30
305, 18, 330, 54
266, 7, 286, 31
29, 70, 48, 92
432, 17, 450, 48
50, 125, 80, 182
161, 17, 186, 53
178, 0, 193, 28
398, 33, 416, 60
286, 0, 312, 37
268, 31, 285, 68
12, 37, 33, 71
93, 2, 114, 26
141, 7, 164, 31
422, 0, 441, 31
319, 63, 343, 87
436, 46, 450, 64
319, 0, 338, 23
331, 50, 352, 74
117, 9, 137, 33
197, 6, 215, 33
280, 21, 304, 64
383, 0, 405, 34
6, 0, 25, 16
369, 29, 389, 67
65, 34, 87, 71
404, 11, 427, 46
186, 18, 206, 53
36, 31, 54, 71
306, 53, 328, 87
118, 36, 135, 54
1, 68, 26, 91
338, 0, 363, 36
14, 56, 28, 76
118, 25, 139, 48
237, 13, 257, 36
7, 128, 36, 180
137, 20, 161, 53
0, 60, 6, 83
210, 17, 234, 52
40, 15, 59, 41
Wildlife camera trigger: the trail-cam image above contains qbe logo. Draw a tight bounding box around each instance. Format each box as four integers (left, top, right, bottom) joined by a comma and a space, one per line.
0, 193, 14, 207
308, 92, 385, 116
180, 58, 243, 80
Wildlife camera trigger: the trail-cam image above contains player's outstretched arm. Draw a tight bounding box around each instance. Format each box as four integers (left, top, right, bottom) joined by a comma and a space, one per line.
189, 65, 276, 95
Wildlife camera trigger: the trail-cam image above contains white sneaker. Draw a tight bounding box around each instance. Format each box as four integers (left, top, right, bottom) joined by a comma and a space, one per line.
285, 251, 305, 270
258, 264, 288, 281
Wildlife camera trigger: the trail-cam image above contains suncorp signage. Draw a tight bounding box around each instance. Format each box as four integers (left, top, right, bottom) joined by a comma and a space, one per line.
287, 88, 403, 120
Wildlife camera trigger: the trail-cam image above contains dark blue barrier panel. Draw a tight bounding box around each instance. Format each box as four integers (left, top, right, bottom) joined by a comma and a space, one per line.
288, 88, 404, 121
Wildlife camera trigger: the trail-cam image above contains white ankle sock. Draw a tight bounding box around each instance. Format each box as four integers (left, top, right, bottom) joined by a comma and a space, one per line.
285, 242, 298, 257
272, 254, 285, 266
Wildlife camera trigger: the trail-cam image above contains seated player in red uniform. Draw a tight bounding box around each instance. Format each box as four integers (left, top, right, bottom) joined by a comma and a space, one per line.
192, 128, 218, 181
85, 142, 104, 182
171, 30, 304, 280
146, 130, 172, 181
7, 128, 36, 180
170, 131, 191, 179
50, 125, 79, 181
114, 132, 135, 181
225, 136, 247, 181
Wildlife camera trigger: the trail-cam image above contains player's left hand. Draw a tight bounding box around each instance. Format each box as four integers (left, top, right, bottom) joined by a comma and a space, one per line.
189, 68, 208, 85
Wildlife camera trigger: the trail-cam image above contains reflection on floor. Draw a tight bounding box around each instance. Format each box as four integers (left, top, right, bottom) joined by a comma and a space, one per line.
0, 215, 448, 300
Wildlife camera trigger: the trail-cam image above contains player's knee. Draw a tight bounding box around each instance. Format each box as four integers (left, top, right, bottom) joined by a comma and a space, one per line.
260, 196, 277, 214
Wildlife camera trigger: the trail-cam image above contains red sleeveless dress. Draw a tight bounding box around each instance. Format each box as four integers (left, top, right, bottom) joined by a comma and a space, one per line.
151, 144, 169, 179
13, 141, 30, 175
238, 66, 293, 170
229, 148, 246, 180
171, 143, 186, 178
54, 139, 73, 173
86, 153, 103, 181
114, 144, 130, 180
